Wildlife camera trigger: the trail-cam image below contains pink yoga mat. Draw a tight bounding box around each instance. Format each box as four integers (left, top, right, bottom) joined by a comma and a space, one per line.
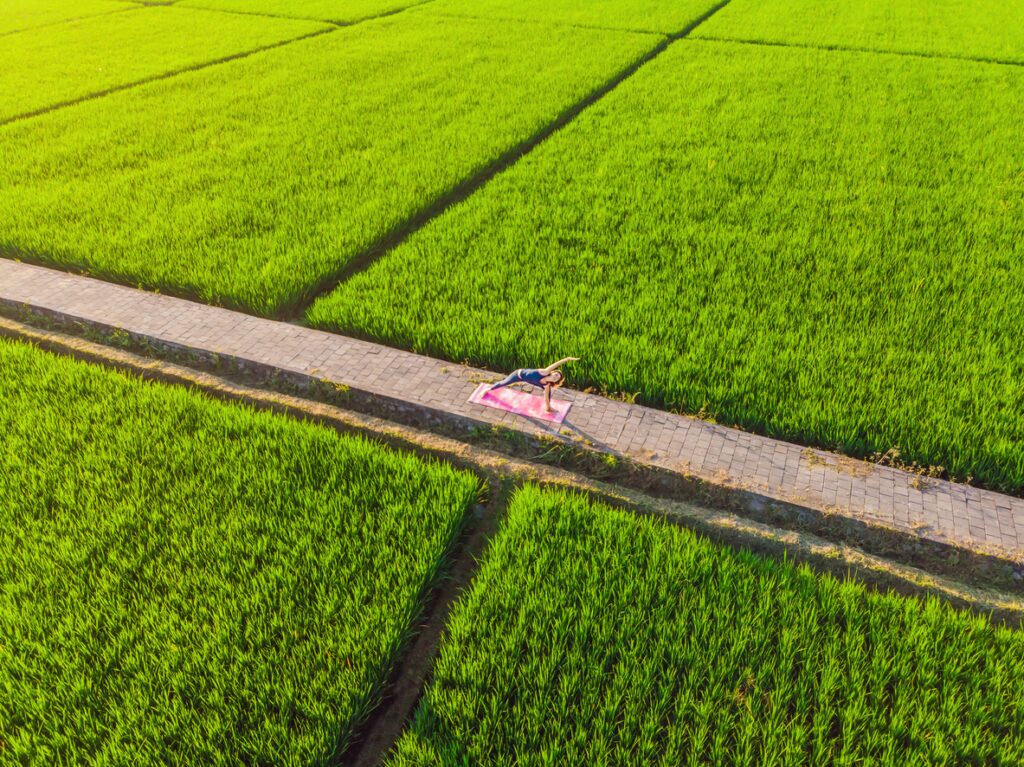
469, 383, 571, 424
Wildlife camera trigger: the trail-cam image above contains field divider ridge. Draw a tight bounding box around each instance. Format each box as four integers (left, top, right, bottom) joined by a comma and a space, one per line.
3, 259, 1023, 593
0, 24, 338, 128
330, 0, 441, 27
147, 3, 340, 25
692, 33, 1024, 69
120, 0, 182, 7
288, 0, 737, 318
344, 481, 511, 767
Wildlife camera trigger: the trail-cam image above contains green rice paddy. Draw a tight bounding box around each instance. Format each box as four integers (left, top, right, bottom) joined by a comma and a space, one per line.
310, 40, 1024, 493
431, 0, 722, 34
694, 0, 1024, 63
0, 11, 657, 315
0, 0, 125, 36
2, 0, 1023, 759
0, 7, 326, 122
180, 0, 430, 24
0, 338, 480, 764
392, 485, 1024, 765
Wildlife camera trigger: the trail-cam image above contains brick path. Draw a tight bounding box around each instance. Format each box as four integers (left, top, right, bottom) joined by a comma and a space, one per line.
3, 259, 1024, 564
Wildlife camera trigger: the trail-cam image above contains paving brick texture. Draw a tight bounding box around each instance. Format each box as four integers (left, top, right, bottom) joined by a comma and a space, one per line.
3, 259, 1023, 563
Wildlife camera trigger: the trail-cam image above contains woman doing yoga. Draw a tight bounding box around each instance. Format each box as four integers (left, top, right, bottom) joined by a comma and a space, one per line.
487, 357, 579, 413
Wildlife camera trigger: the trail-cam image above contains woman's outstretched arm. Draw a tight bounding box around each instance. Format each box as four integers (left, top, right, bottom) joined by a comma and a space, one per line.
542, 357, 580, 374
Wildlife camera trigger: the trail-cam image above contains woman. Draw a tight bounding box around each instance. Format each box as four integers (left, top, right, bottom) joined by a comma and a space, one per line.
487, 357, 579, 413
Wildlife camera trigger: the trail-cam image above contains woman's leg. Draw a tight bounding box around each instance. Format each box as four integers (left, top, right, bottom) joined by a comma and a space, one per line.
488, 369, 523, 390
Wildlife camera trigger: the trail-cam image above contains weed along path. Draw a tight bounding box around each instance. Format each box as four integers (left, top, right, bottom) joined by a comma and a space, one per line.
3, 259, 1023, 576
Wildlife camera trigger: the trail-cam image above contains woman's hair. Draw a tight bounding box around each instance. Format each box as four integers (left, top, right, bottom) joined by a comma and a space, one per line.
548, 370, 564, 384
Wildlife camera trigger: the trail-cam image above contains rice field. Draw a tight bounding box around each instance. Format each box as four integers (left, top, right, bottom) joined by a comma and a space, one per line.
0, 11, 657, 315
0, 338, 480, 764
309, 40, 1024, 493
180, 0, 431, 24
0, 0, 125, 36
430, 0, 723, 34
0, 7, 327, 122
693, 0, 1024, 63
391, 485, 1024, 765
3, 0, 1024, 759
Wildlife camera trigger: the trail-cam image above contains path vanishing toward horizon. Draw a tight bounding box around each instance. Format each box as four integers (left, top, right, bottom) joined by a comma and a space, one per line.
3, 259, 1023, 567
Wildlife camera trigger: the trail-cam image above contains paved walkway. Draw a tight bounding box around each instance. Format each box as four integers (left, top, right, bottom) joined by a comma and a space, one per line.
3, 260, 1023, 563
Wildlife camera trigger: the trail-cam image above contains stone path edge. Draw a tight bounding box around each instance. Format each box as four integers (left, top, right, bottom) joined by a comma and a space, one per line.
1, 260, 1022, 591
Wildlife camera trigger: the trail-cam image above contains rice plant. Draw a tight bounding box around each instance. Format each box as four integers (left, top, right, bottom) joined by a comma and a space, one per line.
392, 485, 1024, 766
0, 339, 480, 765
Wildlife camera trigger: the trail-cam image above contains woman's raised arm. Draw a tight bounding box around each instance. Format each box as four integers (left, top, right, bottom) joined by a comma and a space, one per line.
542, 357, 580, 373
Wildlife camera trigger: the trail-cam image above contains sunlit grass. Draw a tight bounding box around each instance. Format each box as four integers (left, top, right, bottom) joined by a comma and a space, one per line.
0, 11, 658, 315
694, 0, 1024, 63
180, 0, 429, 24
393, 485, 1024, 765
0, 7, 326, 122
0, 339, 480, 764
430, 0, 723, 34
0, 0, 124, 36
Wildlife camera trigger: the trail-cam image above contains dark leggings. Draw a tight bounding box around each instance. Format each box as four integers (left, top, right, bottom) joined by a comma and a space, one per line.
489, 369, 526, 389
